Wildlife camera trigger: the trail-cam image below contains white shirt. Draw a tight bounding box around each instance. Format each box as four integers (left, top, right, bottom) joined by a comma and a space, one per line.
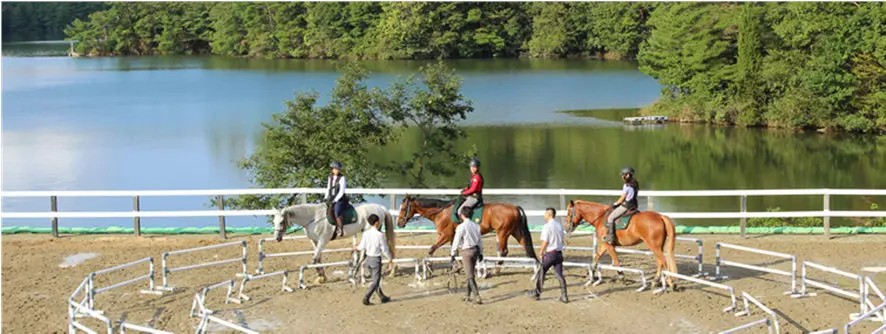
357, 227, 391, 259
622, 183, 636, 202
540, 219, 565, 252
451, 218, 483, 257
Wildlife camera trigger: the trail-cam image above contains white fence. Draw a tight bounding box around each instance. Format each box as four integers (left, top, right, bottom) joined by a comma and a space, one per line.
3, 188, 886, 239
715, 243, 799, 295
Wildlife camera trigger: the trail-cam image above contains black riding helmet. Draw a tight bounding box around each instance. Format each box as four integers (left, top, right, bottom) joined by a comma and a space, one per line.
469, 158, 481, 167
330, 161, 342, 169
620, 166, 635, 176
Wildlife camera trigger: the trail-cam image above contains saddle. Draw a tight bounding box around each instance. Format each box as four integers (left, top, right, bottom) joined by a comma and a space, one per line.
325, 203, 359, 226
609, 207, 639, 230
451, 197, 484, 224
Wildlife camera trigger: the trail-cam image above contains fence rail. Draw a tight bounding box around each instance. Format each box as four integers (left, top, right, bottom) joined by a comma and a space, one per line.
3, 188, 884, 239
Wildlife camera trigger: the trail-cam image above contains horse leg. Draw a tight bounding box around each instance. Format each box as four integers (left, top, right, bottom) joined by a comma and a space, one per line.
494, 232, 509, 275
313, 241, 328, 283
591, 243, 608, 283
603, 244, 626, 283
429, 233, 450, 256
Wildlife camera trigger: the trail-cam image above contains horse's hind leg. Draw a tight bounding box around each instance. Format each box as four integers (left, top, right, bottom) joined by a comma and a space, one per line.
647, 242, 667, 289
494, 232, 509, 275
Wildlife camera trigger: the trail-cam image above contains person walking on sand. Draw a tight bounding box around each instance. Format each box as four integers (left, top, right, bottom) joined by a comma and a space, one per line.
527, 207, 568, 303
451, 207, 484, 304
355, 214, 391, 305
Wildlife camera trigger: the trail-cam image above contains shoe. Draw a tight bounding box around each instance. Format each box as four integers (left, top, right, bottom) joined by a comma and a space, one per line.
473, 296, 483, 305
380, 296, 390, 304
559, 295, 569, 304
362, 298, 371, 306
526, 290, 540, 300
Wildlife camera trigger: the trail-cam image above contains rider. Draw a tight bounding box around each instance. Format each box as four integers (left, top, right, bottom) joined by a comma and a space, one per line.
458, 158, 484, 220
325, 161, 349, 239
604, 167, 640, 245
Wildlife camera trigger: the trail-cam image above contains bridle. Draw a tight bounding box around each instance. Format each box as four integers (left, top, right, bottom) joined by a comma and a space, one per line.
567, 202, 608, 231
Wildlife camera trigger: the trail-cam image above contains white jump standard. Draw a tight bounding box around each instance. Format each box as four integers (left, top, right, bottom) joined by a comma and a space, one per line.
714, 242, 799, 295
160, 240, 248, 291
655, 270, 738, 313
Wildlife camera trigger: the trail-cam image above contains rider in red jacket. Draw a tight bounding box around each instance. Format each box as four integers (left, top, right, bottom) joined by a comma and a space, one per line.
458, 158, 484, 219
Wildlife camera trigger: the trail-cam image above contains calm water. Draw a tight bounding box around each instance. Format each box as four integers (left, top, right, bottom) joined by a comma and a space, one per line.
2, 46, 884, 228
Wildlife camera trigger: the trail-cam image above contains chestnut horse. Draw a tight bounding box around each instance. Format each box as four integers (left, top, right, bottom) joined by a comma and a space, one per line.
396, 195, 537, 263
565, 200, 678, 290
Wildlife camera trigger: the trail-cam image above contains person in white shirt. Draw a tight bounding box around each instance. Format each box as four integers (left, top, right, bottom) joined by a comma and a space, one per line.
528, 208, 568, 303
451, 207, 484, 304
355, 214, 391, 305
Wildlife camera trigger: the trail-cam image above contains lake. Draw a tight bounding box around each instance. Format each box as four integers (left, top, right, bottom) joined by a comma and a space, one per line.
3, 44, 884, 228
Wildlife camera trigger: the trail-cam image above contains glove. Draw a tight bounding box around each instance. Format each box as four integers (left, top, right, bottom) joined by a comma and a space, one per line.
478, 253, 484, 262
611, 203, 619, 209
450, 255, 457, 268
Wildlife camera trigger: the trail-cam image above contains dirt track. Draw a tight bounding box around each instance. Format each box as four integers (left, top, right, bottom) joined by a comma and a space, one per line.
2, 233, 885, 333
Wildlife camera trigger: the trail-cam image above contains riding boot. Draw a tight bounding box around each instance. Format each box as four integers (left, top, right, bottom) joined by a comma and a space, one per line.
335, 217, 345, 239
559, 285, 569, 304
603, 222, 616, 245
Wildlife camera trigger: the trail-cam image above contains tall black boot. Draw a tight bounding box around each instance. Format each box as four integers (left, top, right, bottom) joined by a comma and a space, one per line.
333, 216, 344, 240
603, 222, 616, 245
559, 285, 569, 304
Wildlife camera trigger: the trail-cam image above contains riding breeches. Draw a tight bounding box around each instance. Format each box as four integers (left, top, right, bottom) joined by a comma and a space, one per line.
607, 205, 629, 226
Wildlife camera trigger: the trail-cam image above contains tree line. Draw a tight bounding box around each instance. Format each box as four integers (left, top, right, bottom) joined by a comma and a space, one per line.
2, 2, 106, 42
6, 2, 881, 132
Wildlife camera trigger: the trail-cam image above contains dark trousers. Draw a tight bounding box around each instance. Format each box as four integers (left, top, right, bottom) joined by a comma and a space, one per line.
333, 199, 348, 218
364, 256, 386, 301
461, 246, 480, 297
535, 250, 567, 295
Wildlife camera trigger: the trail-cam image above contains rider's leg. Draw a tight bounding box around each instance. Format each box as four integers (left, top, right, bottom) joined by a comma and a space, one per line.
604, 206, 627, 244
333, 200, 346, 238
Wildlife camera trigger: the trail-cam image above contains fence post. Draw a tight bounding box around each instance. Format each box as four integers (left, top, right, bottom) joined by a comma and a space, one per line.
390, 194, 396, 213
647, 196, 654, 211
133, 196, 141, 237
217, 195, 226, 240
51, 196, 58, 238
559, 191, 566, 214
740, 195, 748, 239
823, 192, 831, 239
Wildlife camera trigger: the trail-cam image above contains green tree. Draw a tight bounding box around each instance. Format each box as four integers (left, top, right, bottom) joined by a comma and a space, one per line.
527, 2, 570, 58
229, 65, 392, 209
381, 62, 475, 187
734, 3, 764, 126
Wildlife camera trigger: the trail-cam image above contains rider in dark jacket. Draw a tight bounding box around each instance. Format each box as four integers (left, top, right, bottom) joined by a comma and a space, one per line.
325, 161, 348, 239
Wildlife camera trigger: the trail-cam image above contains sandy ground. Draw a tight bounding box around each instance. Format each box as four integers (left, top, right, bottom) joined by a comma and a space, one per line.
2, 232, 885, 333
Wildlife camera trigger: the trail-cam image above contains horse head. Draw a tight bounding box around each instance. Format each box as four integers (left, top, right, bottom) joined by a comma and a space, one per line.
397, 194, 416, 228
273, 203, 326, 242
565, 200, 609, 233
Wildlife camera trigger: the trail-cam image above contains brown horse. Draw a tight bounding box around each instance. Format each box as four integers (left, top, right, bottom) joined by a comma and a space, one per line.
396, 195, 538, 263
565, 200, 678, 290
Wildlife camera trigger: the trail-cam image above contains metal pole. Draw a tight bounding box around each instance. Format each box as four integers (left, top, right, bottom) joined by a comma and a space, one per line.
823, 193, 831, 239
740, 195, 748, 239
51, 196, 59, 238
133, 196, 141, 237
559, 192, 566, 214
390, 195, 396, 213
217, 195, 226, 240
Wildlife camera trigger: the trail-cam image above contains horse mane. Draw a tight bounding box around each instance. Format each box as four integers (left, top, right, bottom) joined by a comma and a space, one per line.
415, 197, 454, 208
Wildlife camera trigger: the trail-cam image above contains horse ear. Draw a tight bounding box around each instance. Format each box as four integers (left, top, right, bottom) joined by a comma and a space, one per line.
569, 200, 574, 206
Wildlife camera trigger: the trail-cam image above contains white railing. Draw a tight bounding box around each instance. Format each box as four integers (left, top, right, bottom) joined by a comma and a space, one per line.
3, 188, 885, 238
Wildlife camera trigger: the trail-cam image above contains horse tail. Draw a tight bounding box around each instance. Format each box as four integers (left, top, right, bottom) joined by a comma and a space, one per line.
517, 206, 538, 262
662, 214, 678, 275
384, 210, 396, 259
